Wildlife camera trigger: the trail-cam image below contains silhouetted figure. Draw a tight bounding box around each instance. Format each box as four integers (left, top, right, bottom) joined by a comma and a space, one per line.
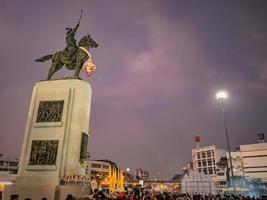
93, 188, 106, 200
66, 194, 76, 200
10, 194, 19, 200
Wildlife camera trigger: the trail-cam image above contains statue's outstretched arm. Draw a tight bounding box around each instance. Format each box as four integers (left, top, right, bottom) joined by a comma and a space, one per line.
73, 9, 83, 33
74, 23, 79, 32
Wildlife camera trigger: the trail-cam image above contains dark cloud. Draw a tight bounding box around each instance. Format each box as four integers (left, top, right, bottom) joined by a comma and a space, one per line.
1, 0, 267, 179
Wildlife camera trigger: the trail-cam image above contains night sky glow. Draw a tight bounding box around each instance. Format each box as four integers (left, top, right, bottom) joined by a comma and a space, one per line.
1, 1, 267, 179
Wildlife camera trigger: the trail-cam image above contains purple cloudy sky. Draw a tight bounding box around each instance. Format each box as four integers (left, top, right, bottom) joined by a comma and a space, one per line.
1, 0, 267, 179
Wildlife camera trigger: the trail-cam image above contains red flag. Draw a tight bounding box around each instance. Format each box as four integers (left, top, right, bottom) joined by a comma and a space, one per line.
195, 136, 200, 143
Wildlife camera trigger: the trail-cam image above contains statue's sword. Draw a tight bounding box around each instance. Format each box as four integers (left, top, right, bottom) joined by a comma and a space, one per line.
78, 9, 83, 25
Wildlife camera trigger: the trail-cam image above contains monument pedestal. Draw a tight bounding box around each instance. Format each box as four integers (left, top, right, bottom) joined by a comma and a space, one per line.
3, 79, 92, 200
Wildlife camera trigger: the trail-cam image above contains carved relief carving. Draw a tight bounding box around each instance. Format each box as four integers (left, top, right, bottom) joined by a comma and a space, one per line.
29, 140, 59, 165
36, 100, 64, 122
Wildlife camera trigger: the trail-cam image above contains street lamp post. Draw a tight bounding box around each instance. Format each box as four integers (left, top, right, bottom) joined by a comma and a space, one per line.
125, 168, 130, 185
216, 90, 235, 192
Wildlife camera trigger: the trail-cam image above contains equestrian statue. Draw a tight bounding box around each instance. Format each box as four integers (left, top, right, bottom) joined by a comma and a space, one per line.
35, 10, 98, 80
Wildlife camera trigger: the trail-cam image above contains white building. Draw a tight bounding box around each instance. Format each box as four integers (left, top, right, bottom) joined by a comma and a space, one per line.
192, 145, 226, 177
182, 171, 217, 195
192, 145, 227, 188
228, 151, 244, 177
228, 142, 267, 185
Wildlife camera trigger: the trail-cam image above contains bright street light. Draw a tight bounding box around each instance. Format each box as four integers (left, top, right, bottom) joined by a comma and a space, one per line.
216, 90, 228, 100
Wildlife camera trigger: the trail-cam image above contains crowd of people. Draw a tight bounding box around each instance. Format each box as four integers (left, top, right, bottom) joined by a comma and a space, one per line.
6, 189, 267, 200
9, 194, 48, 200
82, 188, 267, 200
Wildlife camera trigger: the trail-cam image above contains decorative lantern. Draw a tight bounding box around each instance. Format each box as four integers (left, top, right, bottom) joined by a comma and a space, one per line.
82, 58, 96, 76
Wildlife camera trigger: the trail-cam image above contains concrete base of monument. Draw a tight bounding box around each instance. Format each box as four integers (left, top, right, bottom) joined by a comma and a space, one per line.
3, 178, 92, 200
3, 176, 59, 200
55, 184, 92, 199
3, 79, 93, 200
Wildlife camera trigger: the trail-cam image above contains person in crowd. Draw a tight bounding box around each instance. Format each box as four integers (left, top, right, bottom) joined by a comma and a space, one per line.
10, 194, 19, 200
93, 188, 107, 200
142, 191, 152, 200
66, 194, 76, 200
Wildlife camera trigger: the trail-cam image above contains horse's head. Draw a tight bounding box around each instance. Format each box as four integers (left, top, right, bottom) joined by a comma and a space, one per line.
78, 34, 98, 49
87, 34, 98, 48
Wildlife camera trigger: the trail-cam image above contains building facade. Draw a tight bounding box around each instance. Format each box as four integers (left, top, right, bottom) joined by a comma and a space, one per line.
182, 171, 217, 195
228, 151, 244, 177
228, 142, 267, 185
192, 145, 226, 177
0, 155, 18, 174
136, 168, 149, 181
0, 155, 18, 196
192, 145, 227, 188
86, 159, 124, 193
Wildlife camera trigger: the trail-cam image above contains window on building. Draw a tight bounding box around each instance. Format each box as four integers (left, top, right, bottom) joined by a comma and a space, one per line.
197, 161, 201, 167
9, 162, 17, 167
198, 168, 201, 173
208, 167, 213, 175
207, 159, 212, 166
103, 165, 109, 169
213, 159, 215, 165
207, 151, 211, 157
212, 150, 215, 156
197, 153, 201, 159
214, 167, 217, 174
102, 172, 109, 176
201, 152, 206, 158
91, 170, 101, 177
202, 160, 207, 167
0, 161, 3, 166
91, 163, 101, 168
219, 181, 226, 185
203, 168, 207, 174
218, 172, 224, 176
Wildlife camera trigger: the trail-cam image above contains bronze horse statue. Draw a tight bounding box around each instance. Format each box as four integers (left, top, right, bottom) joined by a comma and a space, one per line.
35, 34, 98, 80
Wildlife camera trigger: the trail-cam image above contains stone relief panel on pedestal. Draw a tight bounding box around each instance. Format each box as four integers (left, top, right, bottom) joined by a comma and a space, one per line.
29, 140, 59, 165
36, 100, 64, 122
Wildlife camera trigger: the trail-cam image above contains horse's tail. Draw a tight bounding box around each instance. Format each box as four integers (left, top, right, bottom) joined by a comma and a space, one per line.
35, 54, 53, 62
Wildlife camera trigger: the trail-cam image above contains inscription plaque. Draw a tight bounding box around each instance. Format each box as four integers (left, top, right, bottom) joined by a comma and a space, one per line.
29, 140, 59, 165
80, 133, 88, 163
36, 100, 64, 122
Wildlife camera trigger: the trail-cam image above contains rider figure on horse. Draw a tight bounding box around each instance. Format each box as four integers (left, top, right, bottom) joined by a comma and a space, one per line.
62, 9, 83, 64
64, 21, 80, 63
62, 21, 80, 64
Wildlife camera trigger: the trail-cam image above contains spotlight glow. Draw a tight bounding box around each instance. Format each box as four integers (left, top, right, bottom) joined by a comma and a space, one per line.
216, 90, 228, 100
